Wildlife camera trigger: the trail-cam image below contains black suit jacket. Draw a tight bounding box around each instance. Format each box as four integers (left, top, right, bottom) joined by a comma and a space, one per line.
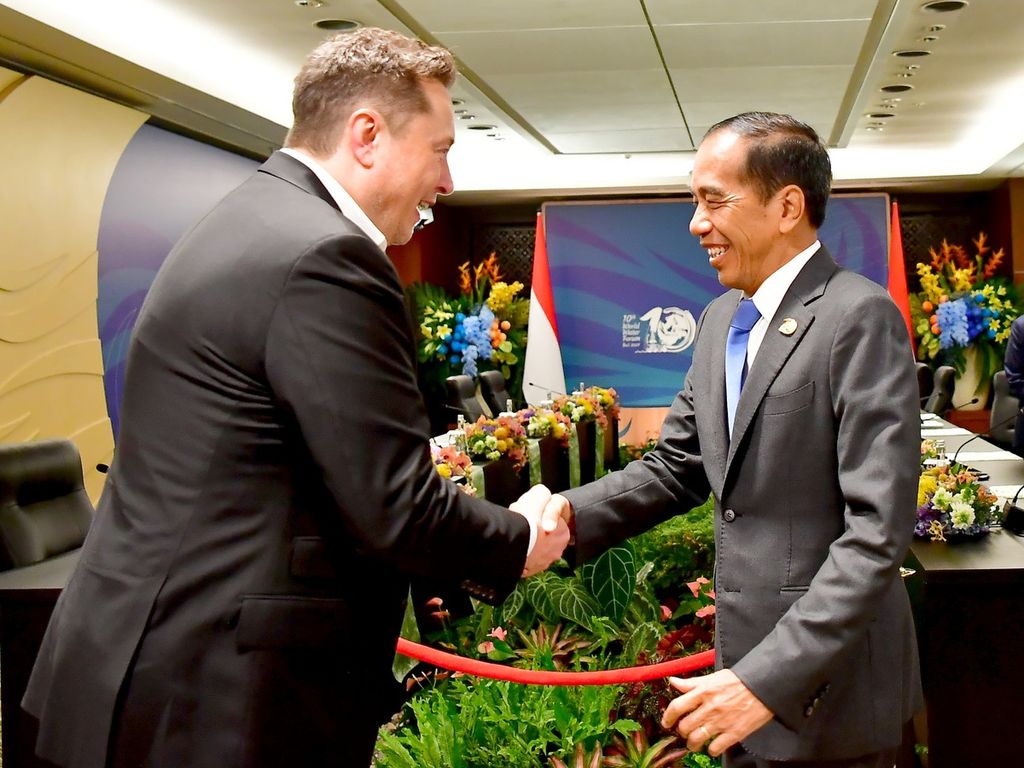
23, 152, 530, 768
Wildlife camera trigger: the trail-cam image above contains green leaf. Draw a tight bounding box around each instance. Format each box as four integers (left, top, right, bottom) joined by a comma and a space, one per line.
500, 582, 525, 622
586, 545, 636, 624
547, 577, 601, 630
524, 571, 560, 623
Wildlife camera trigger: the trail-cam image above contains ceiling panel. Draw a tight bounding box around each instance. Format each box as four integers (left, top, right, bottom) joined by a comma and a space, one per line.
655, 19, 870, 69
645, 0, 879, 26
398, 0, 648, 32
548, 127, 691, 154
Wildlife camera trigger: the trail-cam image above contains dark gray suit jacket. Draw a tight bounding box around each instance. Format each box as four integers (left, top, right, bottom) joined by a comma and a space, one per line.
564, 247, 922, 760
23, 152, 530, 768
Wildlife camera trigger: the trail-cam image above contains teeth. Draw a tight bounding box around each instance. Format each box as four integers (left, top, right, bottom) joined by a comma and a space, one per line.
417, 203, 431, 212
707, 247, 727, 258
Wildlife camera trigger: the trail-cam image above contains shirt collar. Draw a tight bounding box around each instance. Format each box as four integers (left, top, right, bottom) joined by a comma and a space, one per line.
749, 240, 821, 326
279, 147, 388, 253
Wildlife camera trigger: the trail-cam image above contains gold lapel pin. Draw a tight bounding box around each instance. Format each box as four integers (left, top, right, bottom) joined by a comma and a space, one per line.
778, 318, 798, 336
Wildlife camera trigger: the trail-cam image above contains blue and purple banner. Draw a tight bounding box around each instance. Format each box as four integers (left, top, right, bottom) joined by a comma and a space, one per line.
543, 195, 889, 406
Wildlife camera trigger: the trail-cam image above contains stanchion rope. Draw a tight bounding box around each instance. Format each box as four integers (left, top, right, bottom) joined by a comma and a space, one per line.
396, 638, 715, 686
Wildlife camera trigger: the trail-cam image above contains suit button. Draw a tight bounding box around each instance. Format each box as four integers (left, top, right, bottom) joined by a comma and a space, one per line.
804, 705, 814, 718
723, 509, 736, 522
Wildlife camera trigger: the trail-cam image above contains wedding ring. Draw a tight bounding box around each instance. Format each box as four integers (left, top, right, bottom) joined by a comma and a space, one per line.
697, 724, 711, 742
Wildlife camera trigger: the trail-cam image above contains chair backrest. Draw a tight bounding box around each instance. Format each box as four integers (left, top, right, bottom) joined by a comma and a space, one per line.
445, 374, 487, 423
988, 370, 1020, 448
0, 439, 94, 571
923, 365, 955, 414
478, 370, 513, 416
915, 362, 934, 401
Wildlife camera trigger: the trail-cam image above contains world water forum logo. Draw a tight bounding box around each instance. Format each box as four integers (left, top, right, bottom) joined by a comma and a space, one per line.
622, 307, 696, 353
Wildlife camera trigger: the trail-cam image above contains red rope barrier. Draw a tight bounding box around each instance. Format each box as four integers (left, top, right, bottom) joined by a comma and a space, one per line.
395, 638, 715, 686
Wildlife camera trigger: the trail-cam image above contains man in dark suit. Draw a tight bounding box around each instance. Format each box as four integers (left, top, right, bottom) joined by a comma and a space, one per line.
23, 28, 568, 768
543, 113, 921, 767
1003, 314, 1024, 453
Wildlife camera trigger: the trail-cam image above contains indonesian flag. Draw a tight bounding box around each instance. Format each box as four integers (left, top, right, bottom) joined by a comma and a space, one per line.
523, 211, 566, 405
888, 200, 915, 353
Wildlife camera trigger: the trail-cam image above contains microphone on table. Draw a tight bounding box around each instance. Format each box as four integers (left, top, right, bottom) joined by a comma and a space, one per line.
526, 381, 567, 398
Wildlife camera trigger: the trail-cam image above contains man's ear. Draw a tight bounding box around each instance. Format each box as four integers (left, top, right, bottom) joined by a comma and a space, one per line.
777, 184, 805, 234
348, 108, 382, 168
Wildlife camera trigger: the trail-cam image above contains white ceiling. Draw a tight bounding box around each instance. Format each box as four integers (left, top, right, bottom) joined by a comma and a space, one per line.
2, 0, 1024, 201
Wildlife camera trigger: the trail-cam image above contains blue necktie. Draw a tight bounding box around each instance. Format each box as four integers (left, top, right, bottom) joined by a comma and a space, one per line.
726, 298, 761, 434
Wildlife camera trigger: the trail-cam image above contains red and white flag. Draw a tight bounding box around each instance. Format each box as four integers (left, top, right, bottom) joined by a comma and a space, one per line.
523, 211, 566, 405
888, 200, 915, 353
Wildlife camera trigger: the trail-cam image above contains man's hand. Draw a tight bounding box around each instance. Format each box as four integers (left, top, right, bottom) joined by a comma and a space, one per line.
510, 485, 570, 577
540, 493, 573, 536
660, 669, 773, 756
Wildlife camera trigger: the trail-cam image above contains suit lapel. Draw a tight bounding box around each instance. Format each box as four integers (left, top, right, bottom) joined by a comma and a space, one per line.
724, 248, 838, 477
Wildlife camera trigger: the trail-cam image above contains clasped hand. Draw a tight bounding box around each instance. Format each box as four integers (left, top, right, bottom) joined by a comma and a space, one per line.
510, 487, 573, 577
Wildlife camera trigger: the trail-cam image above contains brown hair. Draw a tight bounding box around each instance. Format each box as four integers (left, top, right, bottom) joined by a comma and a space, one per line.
285, 27, 456, 155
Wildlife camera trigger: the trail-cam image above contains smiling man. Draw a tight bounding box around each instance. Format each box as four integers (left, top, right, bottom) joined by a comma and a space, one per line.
542, 112, 922, 767
22, 27, 569, 768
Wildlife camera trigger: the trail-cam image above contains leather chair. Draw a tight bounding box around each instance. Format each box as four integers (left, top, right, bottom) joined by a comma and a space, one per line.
0, 439, 94, 571
445, 374, 487, 423
478, 370, 513, 416
987, 371, 1020, 449
915, 362, 934, 402
923, 365, 955, 414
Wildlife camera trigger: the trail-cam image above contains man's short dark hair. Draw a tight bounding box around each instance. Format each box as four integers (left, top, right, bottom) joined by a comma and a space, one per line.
704, 112, 832, 229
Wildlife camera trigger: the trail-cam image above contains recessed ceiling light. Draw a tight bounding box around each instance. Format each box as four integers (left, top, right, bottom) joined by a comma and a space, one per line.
314, 19, 360, 31
896, 72, 916, 78
295, 0, 325, 7
921, 35, 939, 42
927, 24, 946, 32
458, 114, 476, 120
451, 98, 465, 106
894, 49, 932, 57
467, 124, 496, 131
866, 112, 896, 118
865, 126, 884, 132
881, 84, 915, 92
922, 1, 967, 12
453, 109, 468, 115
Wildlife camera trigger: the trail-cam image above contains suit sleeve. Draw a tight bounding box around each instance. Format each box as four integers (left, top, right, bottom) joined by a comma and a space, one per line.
730, 292, 920, 728
1004, 318, 1024, 399
563, 336, 712, 564
263, 232, 529, 601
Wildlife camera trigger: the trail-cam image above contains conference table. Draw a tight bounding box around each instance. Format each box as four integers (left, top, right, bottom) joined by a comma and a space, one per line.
908, 413, 1024, 768
2, 418, 1024, 767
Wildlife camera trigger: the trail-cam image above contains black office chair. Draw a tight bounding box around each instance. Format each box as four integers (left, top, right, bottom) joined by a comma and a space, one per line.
478, 370, 513, 416
0, 438, 94, 571
923, 365, 955, 414
915, 362, 934, 402
987, 371, 1019, 449
445, 374, 487, 422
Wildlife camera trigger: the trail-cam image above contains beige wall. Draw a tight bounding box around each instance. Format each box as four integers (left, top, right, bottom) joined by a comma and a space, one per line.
0, 67, 146, 503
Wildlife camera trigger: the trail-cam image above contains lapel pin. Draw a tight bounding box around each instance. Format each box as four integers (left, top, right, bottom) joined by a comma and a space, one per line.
778, 318, 798, 336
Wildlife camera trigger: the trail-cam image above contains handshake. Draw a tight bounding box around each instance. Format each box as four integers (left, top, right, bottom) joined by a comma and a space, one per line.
509, 484, 574, 578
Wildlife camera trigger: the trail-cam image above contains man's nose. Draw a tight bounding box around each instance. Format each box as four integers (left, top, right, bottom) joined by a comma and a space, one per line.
689, 206, 710, 237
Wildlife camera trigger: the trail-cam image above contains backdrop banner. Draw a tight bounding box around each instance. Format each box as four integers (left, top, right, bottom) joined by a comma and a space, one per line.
543, 195, 889, 406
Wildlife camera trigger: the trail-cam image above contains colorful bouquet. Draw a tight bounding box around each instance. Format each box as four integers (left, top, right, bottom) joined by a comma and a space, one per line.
520, 407, 571, 445
915, 461, 1001, 541
910, 232, 1020, 381
430, 444, 476, 496
463, 415, 529, 469
411, 253, 529, 381
553, 386, 621, 429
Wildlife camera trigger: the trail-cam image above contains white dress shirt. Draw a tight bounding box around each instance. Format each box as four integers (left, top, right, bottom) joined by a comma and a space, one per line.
746, 240, 821, 366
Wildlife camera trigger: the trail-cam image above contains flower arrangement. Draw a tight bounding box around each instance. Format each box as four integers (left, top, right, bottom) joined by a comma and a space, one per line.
463, 415, 529, 469
910, 232, 1020, 381
412, 253, 529, 380
915, 461, 1002, 541
553, 386, 621, 429
430, 443, 476, 495
520, 406, 572, 445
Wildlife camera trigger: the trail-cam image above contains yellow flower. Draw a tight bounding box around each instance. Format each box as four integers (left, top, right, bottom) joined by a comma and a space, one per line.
436, 464, 452, 478
918, 475, 938, 507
